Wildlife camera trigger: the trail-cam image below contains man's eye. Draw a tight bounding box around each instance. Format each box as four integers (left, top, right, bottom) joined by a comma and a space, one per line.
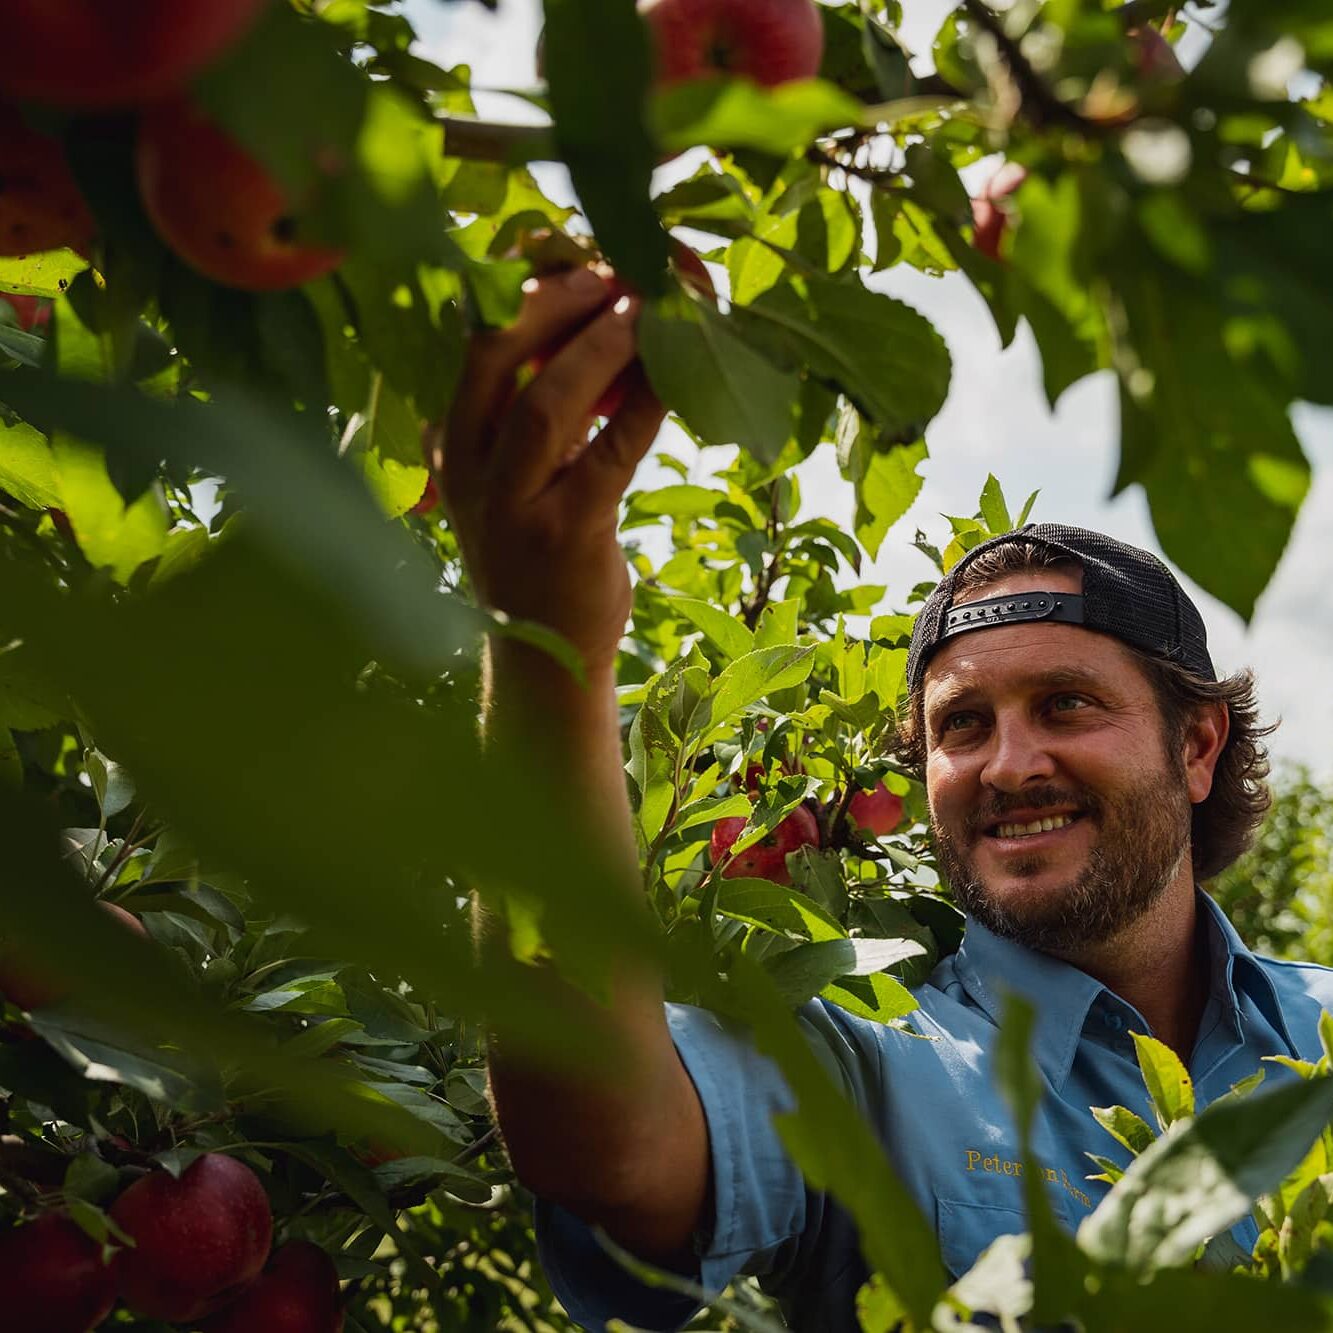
943, 711, 979, 732
1052, 694, 1087, 713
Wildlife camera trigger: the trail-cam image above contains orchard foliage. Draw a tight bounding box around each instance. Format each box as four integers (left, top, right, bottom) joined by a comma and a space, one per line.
0, 0, 1332, 1329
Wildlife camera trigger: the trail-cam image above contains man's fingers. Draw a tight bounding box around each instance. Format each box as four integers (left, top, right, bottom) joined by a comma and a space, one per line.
442, 267, 616, 472
489, 294, 644, 504
565, 364, 666, 510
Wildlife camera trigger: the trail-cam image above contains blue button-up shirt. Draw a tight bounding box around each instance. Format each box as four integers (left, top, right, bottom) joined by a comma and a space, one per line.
535, 892, 1333, 1331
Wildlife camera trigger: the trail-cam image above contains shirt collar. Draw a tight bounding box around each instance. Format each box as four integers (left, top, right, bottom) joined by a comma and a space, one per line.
950, 890, 1296, 1090
1197, 890, 1298, 1055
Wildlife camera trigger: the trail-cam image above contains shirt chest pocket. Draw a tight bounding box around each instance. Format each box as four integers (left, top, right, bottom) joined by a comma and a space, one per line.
936, 1197, 1048, 1280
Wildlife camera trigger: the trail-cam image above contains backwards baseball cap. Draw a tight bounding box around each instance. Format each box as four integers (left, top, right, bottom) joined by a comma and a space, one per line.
906, 523, 1216, 692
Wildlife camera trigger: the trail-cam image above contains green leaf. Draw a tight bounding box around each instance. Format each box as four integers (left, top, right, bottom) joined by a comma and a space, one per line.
745, 274, 951, 442
856, 1272, 907, 1333
84, 749, 134, 820
821, 970, 919, 1025
978, 474, 1012, 533
1078, 1073, 1333, 1272
675, 791, 752, 835
1112, 253, 1309, 622
764, 937, 923, 1010
1131, 1031, 1195, 1130
709, 645, 817, 726
1091, 1104, 1157, 1156
714, 879, 846, 943
64, 1153, 121, 1206
836, 409, 927, 559
0, 324, 46, 368
652, 77, 864, 157
0, 250, 87, 297
544, 0, 667, 297
670, 595, 755, 660
0, 419, 61, 510
51, 436, 169, 584
639, 299, 802, 462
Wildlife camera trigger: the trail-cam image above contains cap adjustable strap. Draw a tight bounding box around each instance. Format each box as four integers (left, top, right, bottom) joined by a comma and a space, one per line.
941, 592, 1085, 641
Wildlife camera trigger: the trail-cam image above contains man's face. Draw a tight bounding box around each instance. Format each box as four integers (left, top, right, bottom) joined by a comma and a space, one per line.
921, 570, 1194, 954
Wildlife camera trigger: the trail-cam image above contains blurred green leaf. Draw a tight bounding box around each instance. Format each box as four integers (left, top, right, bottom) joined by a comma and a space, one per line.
1079, 1073, 1333, 1272
544, 0, 668, 296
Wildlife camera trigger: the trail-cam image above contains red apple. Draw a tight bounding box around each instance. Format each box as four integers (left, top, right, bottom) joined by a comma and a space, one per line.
0, 1211, 117, 1333
969, 161, 1027, 262
136, 100, 345, 292
0, 0, 269, 109
0, 901, 148, 1012
111, 1153, 274, 1322
1129, 26, 1184, 81
710, 804, 820, 885
847, 782, 905, 839
640, 0, 824, 89
201, 1240, 344, 1333
0, 105, 97, 258
1, 292, 51, 330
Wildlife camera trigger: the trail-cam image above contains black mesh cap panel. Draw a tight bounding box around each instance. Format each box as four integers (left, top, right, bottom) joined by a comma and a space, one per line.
905, 524, 1217, 691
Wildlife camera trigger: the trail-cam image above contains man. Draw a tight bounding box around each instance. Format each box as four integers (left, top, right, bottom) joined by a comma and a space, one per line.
436, 270, 1333, 1331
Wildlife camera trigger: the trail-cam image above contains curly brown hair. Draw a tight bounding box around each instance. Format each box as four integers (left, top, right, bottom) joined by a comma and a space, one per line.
893, 540, 1274, 882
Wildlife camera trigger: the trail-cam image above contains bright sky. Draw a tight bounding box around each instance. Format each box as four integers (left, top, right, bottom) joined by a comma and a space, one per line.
407, 0, 1333, 776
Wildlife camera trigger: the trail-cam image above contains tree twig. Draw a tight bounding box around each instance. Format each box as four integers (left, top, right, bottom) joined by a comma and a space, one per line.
961, 0, 1094, 134
437, 115, 558, 165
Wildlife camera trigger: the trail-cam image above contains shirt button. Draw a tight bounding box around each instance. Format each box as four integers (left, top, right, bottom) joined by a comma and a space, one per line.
1105, 1013, 1125, 1033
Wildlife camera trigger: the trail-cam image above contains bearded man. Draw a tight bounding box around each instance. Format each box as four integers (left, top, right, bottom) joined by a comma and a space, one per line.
439, 271, 1333, 1332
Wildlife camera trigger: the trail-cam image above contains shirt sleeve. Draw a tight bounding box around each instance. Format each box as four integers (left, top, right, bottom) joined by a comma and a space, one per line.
534, 999, 881, 1331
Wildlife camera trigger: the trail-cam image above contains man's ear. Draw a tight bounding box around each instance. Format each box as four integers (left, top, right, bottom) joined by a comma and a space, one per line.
1184, 701, 1230, 804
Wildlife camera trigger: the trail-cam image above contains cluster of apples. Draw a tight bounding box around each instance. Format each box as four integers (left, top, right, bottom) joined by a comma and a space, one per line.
0, 903, 343, 1332
0, 0, 344, 291
709, 769, 906, 886
0, 1155, 342, 1333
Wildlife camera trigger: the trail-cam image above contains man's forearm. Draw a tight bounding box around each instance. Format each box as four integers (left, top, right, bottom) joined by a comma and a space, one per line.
480, 642, 707, 1246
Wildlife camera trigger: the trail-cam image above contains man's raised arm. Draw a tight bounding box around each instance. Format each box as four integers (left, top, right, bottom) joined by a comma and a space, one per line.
429, 266, 709, 1262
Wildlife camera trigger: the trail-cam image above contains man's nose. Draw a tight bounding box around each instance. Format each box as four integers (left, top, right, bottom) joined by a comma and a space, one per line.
978, 713, 1057, 792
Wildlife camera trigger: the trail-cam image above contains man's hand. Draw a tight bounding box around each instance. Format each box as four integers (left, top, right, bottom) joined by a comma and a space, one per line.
428, 265, 667, 675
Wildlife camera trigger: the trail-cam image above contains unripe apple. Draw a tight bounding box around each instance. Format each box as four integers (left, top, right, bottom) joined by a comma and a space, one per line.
847, 782, 905, 839
709, 804, 820, 885
969, 161, 1027, 262
136, 100, 345, 292
640, 0, 824, 89
201, 1240, 344, 1333
0, 0, 269, 109
0, 106, 97, 258
111, 1153, 274, 1322
1, 292, 51, 331
0, 901, 148, 1012
0, 1211, 117, 1333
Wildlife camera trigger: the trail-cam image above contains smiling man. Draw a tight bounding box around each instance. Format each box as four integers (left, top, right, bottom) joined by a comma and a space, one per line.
441, 279, 1333, 1333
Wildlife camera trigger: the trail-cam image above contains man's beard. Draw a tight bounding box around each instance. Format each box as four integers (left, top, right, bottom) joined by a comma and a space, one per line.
931, 759, 1193, 955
